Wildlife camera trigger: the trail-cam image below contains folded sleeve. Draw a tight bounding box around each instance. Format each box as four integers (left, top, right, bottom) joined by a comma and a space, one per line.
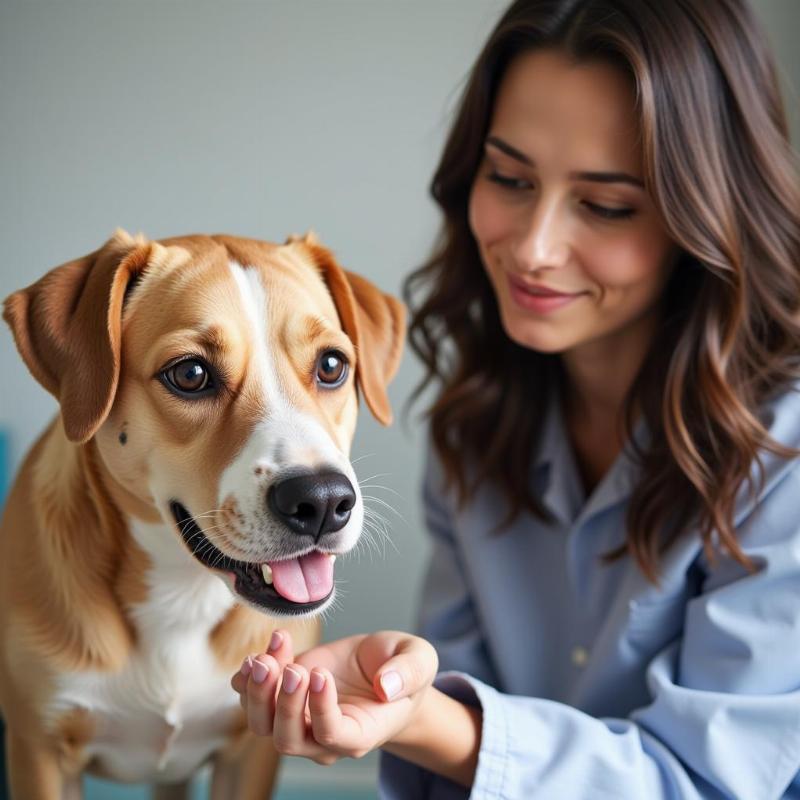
380, 456, 800, 799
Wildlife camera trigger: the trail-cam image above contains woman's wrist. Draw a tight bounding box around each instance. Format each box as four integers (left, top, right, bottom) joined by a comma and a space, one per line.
383, 685, 482, 788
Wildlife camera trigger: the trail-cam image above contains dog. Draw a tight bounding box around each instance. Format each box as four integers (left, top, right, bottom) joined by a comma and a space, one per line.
0, 229, 405, 799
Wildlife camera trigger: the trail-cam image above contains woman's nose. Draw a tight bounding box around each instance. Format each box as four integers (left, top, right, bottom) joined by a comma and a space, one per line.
512, 198, 572, 273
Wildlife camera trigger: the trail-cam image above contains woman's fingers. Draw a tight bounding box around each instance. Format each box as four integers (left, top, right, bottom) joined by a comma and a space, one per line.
265, 628, 294, 669
372, 636, 439, 702
272, 663, 313, 755
307, 668, 342, 745
230, 656, 250, 697
307, 668, 359, 752
246, 654, 281, 736
271, 664, 348, 763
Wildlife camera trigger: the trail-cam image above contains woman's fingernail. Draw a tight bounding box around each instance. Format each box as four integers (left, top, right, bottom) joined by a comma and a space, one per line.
268, 631, 284, 653
380, 671, 403, 700
251, 659, 270, 684
310, 670, 326, 693
240, 656, 253, 677
282, 666, 301, 694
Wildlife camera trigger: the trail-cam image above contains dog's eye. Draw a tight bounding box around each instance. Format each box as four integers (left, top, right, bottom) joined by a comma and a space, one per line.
163, 359, 213, 395
316, 350, 348, 388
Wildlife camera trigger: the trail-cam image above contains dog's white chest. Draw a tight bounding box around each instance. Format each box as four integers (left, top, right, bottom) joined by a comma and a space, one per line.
49, 522, 241, 783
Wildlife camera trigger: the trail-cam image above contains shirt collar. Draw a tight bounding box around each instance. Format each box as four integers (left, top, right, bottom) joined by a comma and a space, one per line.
532, 387, 647, 528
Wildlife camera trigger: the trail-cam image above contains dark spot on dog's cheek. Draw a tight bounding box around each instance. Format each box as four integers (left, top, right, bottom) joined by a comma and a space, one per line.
119, 431, 128, 446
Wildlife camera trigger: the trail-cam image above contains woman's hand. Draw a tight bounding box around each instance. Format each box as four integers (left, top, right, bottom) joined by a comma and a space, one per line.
230, 629, 438, 765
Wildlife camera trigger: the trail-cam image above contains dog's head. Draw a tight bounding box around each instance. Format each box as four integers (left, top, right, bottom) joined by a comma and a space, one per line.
3, 230, 405, 617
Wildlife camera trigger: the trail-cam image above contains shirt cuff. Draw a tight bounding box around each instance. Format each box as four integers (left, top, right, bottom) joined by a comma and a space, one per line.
378, 671, 520, 799
434, 670, 511, 799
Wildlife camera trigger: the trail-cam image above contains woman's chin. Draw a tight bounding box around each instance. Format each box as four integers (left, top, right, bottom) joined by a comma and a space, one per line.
500, 315, 579, 355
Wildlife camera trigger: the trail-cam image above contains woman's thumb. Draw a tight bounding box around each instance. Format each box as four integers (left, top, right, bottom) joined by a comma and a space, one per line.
373, 638, 438, 702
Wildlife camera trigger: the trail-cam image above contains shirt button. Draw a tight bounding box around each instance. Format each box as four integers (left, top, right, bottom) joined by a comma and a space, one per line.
571, 646, 589, 667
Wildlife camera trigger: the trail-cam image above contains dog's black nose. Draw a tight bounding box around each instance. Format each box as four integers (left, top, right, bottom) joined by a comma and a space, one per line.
268, 472, 356, 540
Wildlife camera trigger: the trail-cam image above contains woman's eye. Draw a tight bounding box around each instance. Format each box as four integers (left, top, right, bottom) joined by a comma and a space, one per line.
487, 171, 533, 191
584, 201, 636, 220
316, 350, 348, 388
163, 359, 213, 395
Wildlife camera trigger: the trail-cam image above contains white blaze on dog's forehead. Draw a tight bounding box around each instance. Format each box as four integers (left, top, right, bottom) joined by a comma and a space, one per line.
228, 260, 279, 391
222, 259, 362, 555
226, 260, 350, 463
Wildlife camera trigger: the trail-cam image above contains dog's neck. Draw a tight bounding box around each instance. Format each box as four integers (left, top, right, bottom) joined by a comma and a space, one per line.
23, 418, 151, 672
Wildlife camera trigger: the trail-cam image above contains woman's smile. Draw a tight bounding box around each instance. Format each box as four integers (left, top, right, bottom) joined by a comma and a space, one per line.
506, 273, 588, 314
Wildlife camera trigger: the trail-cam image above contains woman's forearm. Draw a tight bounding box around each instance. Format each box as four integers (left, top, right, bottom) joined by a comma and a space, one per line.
382, 686, 482, 788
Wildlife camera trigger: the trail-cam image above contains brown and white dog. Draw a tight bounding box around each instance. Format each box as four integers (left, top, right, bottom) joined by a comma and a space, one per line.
0, 230, 405, 799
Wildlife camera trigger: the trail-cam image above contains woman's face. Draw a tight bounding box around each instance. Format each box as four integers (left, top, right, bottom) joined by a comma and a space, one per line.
469, 48, 677, 356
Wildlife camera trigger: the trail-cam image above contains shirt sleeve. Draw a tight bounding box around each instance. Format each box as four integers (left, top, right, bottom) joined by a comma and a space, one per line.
380, 452, 800, 799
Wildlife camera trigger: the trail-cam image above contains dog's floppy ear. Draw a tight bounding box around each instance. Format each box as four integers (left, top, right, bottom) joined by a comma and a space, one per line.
2, 229, 154, 443
287, 233, 406, 426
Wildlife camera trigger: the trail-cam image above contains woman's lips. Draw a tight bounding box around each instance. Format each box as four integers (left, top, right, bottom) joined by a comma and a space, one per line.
507, 274, 586, 314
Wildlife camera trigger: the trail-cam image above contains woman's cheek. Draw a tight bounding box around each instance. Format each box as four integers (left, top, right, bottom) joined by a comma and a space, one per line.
469, 182, 502, 244
583, 233, 660, 288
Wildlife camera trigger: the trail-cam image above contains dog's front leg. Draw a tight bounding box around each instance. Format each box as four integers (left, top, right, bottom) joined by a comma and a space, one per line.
5, 732, 75, 800
209, 731, 281, 800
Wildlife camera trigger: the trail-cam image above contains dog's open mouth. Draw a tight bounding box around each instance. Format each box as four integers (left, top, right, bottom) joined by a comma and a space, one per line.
170, 501, 335, 615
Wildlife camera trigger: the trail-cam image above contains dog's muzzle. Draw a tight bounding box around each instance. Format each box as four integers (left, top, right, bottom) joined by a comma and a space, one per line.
169, 472, 357, 617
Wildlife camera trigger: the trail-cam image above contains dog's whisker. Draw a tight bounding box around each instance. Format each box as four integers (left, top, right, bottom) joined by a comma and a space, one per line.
358, 484, 404, 501
354, 521, 385, 562
210, 549, 229, 571
362, 503, 395, 537
357, 471, 393, 485
366, 522, 391, 561
317, 584, 346, 625
362, 497, 402, 550
355, 531, 377, 562
361, 488, 402, 511
361, 510, 397, 558
182, 527, 227, 552
363, 494, 404, 522
349, 531, 371, 563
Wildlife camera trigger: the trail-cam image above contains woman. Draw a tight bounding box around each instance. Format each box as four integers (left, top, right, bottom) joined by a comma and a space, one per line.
232, 0, 800, 796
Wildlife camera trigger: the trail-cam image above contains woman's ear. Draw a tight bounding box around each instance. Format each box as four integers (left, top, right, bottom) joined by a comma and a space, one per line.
2, 229, 154, 443
286, 233, 406, 426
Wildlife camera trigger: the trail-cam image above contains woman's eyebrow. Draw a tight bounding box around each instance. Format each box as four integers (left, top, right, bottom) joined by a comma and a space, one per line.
485, 135, 645, 188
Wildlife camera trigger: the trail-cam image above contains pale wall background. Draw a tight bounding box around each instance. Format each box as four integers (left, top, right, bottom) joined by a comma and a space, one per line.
0, 1, 797, 796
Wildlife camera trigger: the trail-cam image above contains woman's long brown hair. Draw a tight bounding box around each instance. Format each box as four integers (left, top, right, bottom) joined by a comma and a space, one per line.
405, 0, 800, 581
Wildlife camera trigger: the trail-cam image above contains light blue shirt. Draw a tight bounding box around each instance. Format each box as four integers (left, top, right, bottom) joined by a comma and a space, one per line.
380, 385, 800, 799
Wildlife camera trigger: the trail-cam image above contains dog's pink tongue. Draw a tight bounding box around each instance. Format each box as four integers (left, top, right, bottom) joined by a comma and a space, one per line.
269, 552, 333, 603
